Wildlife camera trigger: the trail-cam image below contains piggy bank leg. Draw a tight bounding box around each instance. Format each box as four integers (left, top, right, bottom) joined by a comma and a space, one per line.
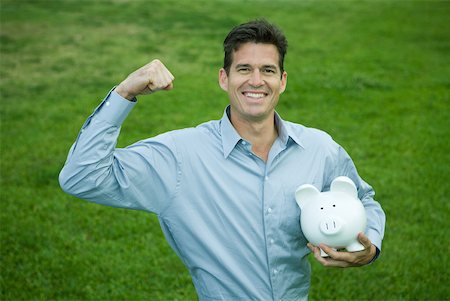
320, 247, 336, 257
346, 241, 365, 253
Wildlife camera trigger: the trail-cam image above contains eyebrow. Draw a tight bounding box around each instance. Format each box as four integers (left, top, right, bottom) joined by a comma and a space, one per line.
262, 65, 278, 70
235, 64, 278, 70
235, 64, 251, 69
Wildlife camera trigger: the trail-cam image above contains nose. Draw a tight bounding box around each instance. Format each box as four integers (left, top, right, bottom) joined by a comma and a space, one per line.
319, 217, 342, 235
248, 70, 264, 87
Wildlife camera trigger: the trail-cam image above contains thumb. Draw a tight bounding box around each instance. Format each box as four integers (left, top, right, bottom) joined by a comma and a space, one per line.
358, 232, 372, 249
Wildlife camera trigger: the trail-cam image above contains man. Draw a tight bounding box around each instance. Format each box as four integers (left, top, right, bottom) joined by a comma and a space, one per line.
59, 19, 385, 300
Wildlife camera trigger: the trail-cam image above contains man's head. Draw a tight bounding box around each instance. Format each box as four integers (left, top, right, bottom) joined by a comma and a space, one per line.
218, 20, 288, 124
223, 19, 288, 76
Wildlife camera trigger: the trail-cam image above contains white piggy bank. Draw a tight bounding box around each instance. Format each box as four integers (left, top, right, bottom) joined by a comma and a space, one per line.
295, 176, 367, 257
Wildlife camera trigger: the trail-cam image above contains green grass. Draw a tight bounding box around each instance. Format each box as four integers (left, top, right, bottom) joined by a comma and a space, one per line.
1, 0, 449, 300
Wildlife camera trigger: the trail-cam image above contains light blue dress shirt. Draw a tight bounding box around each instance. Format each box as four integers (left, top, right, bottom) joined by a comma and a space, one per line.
59, 89, 385, 301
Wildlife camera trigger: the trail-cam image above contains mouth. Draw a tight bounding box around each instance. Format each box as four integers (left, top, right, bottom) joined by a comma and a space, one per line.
242, 91, 268, 99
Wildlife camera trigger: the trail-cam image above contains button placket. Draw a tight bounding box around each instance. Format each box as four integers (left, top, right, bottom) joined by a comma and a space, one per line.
263, 164, 280, 294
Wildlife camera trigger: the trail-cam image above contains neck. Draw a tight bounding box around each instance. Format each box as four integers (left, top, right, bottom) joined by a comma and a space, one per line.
230, 111, 278, 162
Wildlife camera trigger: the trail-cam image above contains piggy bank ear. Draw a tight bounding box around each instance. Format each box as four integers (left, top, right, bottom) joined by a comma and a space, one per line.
330, 176, 357, 198
295, 184, 320, 210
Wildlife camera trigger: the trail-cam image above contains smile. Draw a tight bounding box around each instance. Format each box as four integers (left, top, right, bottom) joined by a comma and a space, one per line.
242, 92, 267, 99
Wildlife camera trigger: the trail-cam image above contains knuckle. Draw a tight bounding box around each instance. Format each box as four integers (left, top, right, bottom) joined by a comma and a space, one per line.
350, 256, 360, 265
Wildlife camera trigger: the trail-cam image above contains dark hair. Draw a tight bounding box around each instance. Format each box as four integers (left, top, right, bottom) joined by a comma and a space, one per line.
223, 19, 288, 75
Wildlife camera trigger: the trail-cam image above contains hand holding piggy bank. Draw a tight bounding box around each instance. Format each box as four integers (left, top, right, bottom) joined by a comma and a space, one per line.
295, 176, 367, 257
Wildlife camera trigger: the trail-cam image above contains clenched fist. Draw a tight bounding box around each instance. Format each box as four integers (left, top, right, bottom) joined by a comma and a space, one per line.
115, 59, 175, 100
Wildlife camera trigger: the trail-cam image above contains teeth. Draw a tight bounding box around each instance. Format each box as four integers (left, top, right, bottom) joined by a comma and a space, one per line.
245, 92, 265, 98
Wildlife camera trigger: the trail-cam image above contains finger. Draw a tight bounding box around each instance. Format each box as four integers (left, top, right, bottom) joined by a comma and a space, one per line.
143, 60, 172, 91
148, 70, 171, 92
158, 67, 175, 89
162, 71, 175, 90
314, 249, 350, 268
312, 248, 330, 266
319, 248, 359, 268
163, 82, 174, 90
357, 232, 373, 249
318, 244, 338, 258
156, 78, 170, 91
307, 243, 321, 258
165, 68, 175, 82
308, 244, 336, 266
308, 243, 354, 267
154, 59, 174, 81
319, 244, 354, 262
322, 257, 351, 268
307, 243, 315, 252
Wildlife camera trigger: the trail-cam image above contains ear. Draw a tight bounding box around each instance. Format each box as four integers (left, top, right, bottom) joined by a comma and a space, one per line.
330, 176, 357, 198
279, 71, 287, 94
295, 184, 320, 210
219, 68, 228, 92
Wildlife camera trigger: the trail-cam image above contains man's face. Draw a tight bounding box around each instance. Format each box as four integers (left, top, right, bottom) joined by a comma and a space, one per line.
219, 42, 287, 123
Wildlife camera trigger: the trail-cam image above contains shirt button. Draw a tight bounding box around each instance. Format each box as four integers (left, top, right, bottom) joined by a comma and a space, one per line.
270, 239, 275, 244
265, 176, 269, 181
105, 101, 110, 106
273, 269, 278, 275
267, 207, 272, 213
241, 141, 247, 145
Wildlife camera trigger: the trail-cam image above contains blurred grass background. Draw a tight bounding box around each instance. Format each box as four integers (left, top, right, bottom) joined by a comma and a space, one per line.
1, 0, 449, 300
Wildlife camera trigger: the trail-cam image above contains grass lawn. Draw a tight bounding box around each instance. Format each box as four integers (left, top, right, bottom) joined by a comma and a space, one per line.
1, 0, 449, 300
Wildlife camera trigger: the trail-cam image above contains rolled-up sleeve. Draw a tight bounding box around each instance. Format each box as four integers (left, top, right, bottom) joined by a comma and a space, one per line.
59, 88, 179, 214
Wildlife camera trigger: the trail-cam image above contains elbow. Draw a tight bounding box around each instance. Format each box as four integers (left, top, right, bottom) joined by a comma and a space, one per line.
59, 165, 76, 196
59, 162, 110, 198
58, 164, 92, 197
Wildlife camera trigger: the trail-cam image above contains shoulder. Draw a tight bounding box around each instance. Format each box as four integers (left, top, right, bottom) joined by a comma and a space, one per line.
139, 119, 221, 152
284, 120, 338, 150
168, 119, 220, 141
133, 119, 220, 149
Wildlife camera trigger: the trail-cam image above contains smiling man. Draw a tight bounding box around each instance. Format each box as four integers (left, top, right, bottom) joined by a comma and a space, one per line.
59, 19, 385, 300
219, 42, 287, 162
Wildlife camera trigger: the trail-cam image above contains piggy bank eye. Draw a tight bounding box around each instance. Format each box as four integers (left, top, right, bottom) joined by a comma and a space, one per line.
320, 207, 324, 210
333, 204, 336, 207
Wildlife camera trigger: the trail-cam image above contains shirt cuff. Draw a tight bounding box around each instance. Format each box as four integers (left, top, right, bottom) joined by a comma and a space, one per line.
366, 228, 383, 263
94, 88, 137, 126
366, 228, 383, 252
369, 247, 381, 264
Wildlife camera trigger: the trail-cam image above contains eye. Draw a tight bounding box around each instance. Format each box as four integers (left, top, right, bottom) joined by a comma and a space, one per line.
320, 207, 324, 210
333, 204, 336, 207
237, 67, 250, 73
263, 68, 276, 74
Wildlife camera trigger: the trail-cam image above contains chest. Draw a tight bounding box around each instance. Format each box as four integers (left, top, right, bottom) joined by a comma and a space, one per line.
170, 141, 329, 240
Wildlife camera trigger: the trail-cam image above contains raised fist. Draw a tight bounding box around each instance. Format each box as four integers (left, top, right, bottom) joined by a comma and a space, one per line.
115, 59, 175, 100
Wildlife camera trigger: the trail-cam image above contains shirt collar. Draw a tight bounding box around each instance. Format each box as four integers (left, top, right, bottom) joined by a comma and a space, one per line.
275, 112, 304, 148
220, 106, 305, 158
220, 106, 242, 158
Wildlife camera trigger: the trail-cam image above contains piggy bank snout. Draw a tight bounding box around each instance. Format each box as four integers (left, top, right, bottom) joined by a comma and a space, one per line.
319, 216, 343, 235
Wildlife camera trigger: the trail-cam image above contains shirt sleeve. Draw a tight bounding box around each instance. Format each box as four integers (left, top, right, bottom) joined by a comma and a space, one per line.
336, 146, 386, 256
59, 88, 179, 214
